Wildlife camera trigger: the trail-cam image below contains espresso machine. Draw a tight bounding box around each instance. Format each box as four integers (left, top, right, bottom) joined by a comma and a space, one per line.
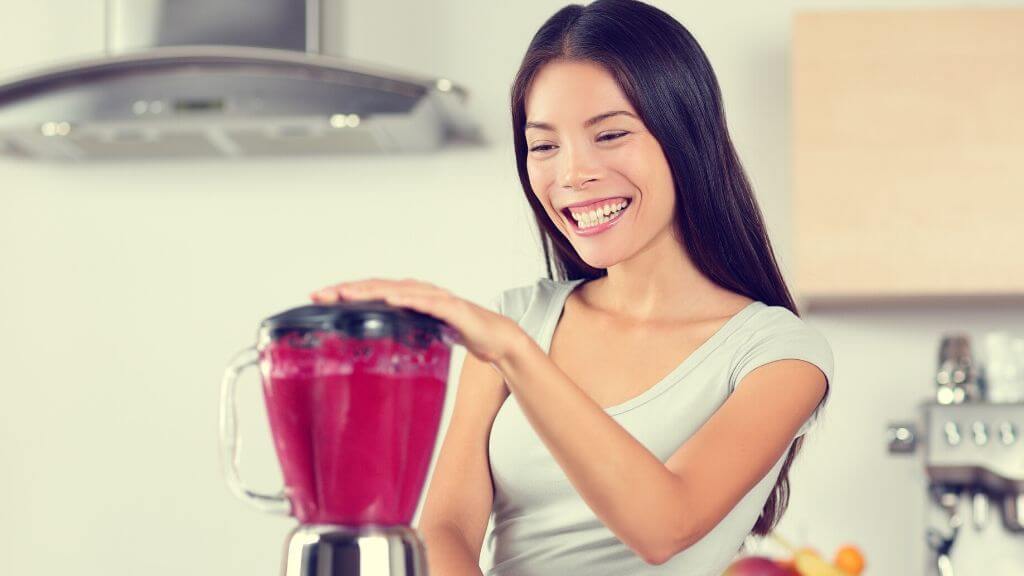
887, 333, 1024, 575
219, 300, 459, 575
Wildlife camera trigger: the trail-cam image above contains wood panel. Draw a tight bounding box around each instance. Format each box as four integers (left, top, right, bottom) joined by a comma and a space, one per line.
792, 9, 1024, 304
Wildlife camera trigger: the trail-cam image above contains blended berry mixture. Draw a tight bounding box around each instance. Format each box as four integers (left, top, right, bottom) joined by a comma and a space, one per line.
260, 329, 449, 525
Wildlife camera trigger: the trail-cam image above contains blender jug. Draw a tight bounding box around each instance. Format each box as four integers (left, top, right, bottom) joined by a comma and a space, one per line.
219, 299, 457, 575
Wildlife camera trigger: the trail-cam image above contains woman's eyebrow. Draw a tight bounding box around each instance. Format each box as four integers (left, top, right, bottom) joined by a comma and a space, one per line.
525, 110, 637, 132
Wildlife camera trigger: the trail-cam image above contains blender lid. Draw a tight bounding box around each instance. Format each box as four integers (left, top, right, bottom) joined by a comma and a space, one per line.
258, 299, 452, 346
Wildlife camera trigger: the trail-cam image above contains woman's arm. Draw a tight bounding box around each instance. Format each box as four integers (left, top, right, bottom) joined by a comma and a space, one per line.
417, 351, 509, 576
493, 332, 826, 565
420, 525, 485, 576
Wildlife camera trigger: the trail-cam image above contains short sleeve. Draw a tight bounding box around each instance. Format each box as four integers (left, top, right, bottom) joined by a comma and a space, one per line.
489, 282, 536, 326
729, 316, 835, 438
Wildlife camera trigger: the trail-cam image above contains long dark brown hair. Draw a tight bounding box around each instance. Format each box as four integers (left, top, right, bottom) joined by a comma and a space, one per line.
510, 0, 817, 538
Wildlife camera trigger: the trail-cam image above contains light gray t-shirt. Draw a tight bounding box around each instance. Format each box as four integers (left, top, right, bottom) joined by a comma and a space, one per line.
484, 277, 834, 576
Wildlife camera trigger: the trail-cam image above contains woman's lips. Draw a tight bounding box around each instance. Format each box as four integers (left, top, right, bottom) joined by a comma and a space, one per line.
564, 199, 631, 237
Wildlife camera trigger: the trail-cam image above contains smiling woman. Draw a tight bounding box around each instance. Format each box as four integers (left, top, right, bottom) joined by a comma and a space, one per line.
411, 1, 835, 575
521, 66, 679, 269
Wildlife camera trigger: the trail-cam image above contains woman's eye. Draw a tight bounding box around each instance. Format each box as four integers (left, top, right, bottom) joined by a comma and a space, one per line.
528, 132, 628, 153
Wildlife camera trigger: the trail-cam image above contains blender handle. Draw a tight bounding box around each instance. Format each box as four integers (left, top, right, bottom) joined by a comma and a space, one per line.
218, 346, 291, 515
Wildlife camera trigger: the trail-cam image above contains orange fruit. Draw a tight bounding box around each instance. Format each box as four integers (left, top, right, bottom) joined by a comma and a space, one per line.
833, 545, 865, 575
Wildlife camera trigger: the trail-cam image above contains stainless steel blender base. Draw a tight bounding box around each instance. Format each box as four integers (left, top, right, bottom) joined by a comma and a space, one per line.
283, 524, 428, 576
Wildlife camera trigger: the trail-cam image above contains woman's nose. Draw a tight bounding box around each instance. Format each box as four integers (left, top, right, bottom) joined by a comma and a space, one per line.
558, 143, 602, 190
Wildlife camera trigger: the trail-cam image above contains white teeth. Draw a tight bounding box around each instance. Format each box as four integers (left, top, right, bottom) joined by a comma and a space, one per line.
571, 199, 629, 229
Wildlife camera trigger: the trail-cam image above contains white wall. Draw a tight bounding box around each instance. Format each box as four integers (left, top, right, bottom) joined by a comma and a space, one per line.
2, 2, 1024, 575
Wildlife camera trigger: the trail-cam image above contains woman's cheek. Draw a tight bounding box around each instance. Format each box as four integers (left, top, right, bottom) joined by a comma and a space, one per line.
528, 161, 551, 187
526, 164, 541, 192
528, 176, 554, 206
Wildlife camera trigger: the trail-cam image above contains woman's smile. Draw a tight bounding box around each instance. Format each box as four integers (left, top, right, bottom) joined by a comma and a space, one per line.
563, 197, 633, 236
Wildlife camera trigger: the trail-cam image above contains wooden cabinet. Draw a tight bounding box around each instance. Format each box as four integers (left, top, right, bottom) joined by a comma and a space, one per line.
792, 9, 1024, 306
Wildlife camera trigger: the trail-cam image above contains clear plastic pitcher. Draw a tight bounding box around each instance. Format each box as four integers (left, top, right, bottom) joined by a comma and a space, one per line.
219, 300, 457, 526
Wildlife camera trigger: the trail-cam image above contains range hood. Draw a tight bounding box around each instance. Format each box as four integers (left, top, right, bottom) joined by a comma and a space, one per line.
0, 0, 482, 160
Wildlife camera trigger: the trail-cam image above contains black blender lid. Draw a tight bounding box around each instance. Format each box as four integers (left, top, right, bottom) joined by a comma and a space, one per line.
258, 299, 454, 347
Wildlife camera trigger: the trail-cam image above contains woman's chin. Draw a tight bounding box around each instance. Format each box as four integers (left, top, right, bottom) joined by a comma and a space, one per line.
577, 252, 620, 271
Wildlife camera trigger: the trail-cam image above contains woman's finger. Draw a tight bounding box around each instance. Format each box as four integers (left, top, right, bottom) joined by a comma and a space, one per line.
387, 292, 466, 325
341, 279, 447, 299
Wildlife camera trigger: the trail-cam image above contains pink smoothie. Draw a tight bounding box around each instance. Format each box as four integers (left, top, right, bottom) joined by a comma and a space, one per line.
260, 329, 450, 526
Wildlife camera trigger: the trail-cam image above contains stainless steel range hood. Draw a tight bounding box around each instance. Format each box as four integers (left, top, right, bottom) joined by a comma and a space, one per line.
0, 0, 482, 160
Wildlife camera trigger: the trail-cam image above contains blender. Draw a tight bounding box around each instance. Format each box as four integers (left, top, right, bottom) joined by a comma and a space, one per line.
219, 299, 457, 575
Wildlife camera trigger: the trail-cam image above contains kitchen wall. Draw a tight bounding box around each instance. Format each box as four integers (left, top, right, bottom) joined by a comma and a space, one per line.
2, 1, 1023, 575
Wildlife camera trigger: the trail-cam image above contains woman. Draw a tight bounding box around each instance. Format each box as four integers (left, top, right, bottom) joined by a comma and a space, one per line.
310, 1, 833, 574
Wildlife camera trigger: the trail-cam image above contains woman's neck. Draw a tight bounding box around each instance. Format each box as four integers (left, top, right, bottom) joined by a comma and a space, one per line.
579, 228, 749, 323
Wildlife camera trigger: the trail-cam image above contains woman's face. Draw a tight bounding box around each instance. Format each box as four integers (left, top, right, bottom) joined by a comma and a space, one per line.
524, 59, 678, 270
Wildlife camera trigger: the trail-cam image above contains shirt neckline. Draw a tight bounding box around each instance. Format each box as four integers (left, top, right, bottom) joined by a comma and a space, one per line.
539, 278, 764, 415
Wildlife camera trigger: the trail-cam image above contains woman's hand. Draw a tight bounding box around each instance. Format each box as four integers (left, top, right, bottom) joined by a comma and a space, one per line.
310, 278, 526, 366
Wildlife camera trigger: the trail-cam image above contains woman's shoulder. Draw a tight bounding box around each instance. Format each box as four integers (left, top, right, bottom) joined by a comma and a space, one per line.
728, 302, 835, 387
739, 302, 827, 341
741, 302, 806, 331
